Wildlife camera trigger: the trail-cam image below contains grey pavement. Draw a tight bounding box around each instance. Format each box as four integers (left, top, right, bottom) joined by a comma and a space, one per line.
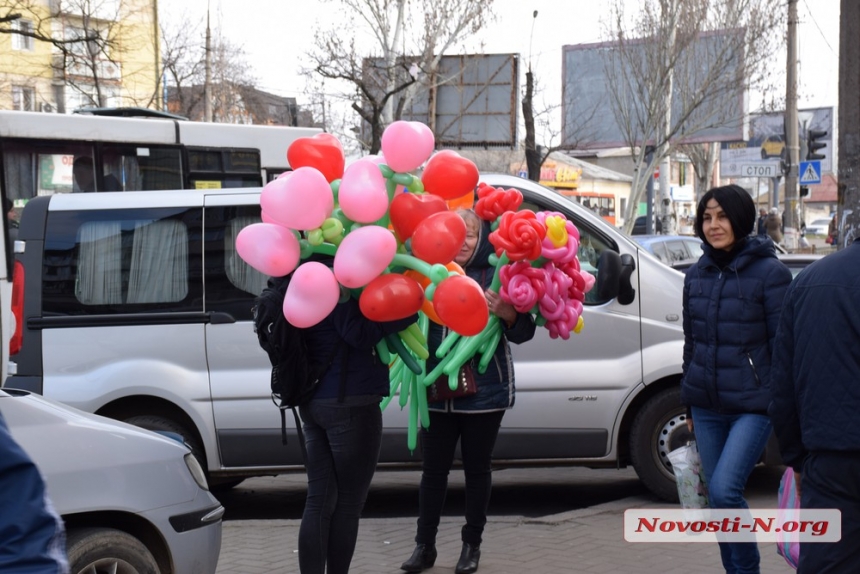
215, 468, 795, 573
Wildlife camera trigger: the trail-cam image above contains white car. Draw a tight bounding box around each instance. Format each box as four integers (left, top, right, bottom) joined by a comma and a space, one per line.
804, 218, 832, 236
0, 387, 223, 574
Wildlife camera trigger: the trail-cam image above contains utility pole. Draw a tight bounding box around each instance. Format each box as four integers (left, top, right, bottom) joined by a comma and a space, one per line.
658, 0, 678, 236
203, 3, 213, 122
783, 0, 799, 249
838, 0, 859, 249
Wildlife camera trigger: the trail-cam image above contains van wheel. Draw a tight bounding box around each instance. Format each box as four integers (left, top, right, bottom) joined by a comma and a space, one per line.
67, 527, 159, 574
123, 414, 206, 471
629, 387, 691, 502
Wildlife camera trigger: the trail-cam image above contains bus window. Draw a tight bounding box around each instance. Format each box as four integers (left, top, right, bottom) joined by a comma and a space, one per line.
188, 147, 262, 189
100, 145, 183, 191
1, 141, 96, 217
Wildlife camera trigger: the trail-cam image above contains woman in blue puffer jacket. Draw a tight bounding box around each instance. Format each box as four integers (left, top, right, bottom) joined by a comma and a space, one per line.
401, 209, 536, 574
681, 184, 791, 574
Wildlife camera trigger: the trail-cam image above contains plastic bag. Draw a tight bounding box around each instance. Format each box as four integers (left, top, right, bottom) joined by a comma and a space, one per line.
667, 441, 709, 509
776, 467, 800, 569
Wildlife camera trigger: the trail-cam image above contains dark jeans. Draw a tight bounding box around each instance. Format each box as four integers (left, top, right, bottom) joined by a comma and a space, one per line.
415, 409, 506, 547
691, 406, 772, 574
799, 452, 860, 574
298, 396, 382, 574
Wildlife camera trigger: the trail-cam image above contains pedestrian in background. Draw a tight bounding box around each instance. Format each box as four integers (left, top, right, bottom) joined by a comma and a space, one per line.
401, 209, 536, 574
297, 260, 418, 574
765, 207, 783, 244
827, 213, 838, 246
769, 237, 860, 573
681, 184, 792, 573
756, 207, 768, 236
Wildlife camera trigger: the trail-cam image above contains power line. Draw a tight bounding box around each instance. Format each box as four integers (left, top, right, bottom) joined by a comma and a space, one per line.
801, 0, 836, 55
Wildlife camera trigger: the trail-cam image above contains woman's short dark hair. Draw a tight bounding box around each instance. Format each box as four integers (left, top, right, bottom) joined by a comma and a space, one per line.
694, 184, 755, 244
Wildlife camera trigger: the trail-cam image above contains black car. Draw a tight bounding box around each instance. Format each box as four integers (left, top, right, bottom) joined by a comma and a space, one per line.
671, 253, 823, 278
632, 215, 662, 235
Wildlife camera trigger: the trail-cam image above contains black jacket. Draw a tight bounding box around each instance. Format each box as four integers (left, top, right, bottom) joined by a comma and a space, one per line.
299, 254, 417, 400
769, 240, 860, 469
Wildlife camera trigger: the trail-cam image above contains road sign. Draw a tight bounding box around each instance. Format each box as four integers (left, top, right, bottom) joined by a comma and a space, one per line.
799, 160, 822, 185
739, 162, 781, 178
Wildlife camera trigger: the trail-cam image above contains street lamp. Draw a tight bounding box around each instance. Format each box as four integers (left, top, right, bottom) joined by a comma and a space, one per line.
529, 10, 538, 71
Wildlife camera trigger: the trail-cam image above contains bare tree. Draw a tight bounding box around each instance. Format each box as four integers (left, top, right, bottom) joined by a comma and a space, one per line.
1, 0, 160, 111
303, 0, 495, 154
161, 15, 258, 122
677, 142, 719, 200
160, 14, 203, 115
603, 0, 784, 233
523, 67, 602, 182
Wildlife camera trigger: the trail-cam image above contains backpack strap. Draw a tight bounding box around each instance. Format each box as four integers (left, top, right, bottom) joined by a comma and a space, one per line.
292, 407, 308, 465
277, 339, 345, 447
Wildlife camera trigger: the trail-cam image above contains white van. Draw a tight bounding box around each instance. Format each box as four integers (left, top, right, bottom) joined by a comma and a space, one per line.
4, 173, 723, 500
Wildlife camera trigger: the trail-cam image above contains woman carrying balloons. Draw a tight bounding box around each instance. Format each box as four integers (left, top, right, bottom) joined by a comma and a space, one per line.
298, 257, 418, 574
401, 209, 536, 574
681, 185, 791, 573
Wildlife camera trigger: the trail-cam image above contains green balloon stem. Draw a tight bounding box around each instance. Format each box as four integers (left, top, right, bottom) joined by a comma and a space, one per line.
489, 252, 509, 292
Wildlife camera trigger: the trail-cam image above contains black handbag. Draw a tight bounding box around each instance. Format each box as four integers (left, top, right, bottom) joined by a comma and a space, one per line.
428, 364, 477, 401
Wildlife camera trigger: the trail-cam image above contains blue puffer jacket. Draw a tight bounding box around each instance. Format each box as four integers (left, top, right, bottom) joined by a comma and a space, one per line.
427, 219, 537, 413
0, 412, 68, 574
681, 235, 791, 414
769, 240, 860, 469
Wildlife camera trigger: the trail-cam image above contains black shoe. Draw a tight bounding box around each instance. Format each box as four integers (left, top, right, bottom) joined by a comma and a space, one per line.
400, 544, 437, 572
454, 542, 481, 574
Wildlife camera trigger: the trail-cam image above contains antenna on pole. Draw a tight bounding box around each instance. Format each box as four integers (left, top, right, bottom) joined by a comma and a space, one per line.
204, 0, 213, 122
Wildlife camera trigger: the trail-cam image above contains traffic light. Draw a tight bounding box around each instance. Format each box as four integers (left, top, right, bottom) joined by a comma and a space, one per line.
800, 186, 809, 198
806, 129, 828, 161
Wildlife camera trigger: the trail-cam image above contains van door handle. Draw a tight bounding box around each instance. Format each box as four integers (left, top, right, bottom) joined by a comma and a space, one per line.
208, 312, 236, 324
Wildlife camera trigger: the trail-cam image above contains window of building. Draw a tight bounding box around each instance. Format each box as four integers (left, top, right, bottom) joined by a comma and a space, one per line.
12, 19, 35, 51
65, 83, 118, 111
12, 86, 35, 111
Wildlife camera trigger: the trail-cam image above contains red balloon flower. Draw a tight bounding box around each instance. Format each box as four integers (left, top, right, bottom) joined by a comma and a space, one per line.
489, 210, 547, 261
474, 183, 523, 222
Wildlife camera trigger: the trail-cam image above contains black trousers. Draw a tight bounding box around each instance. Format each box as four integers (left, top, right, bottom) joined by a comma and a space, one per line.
799, 452, 860, 574
414, 409, 506, 546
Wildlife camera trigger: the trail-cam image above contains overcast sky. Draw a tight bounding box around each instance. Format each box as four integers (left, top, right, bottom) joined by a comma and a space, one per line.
158, 0, 840, 113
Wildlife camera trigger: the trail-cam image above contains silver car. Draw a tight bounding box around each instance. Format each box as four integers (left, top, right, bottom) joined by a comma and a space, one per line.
0, 387, 223, 574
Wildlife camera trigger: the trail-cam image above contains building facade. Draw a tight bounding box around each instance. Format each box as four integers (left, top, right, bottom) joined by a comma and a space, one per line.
0, 0, 160, 114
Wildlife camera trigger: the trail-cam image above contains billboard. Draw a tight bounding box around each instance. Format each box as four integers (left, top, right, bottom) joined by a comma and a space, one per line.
363, 53, 519, 148
561, 31, 746, 150
719, 107, 834, 177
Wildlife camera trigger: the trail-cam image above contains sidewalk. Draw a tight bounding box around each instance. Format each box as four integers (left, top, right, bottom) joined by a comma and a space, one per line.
215, 470, 794, 574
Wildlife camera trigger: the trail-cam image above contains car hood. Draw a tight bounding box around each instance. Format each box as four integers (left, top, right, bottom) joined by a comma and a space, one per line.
0, 388, 201, 515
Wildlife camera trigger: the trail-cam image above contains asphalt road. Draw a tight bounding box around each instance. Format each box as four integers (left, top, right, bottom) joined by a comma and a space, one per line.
212, 464, 784, 522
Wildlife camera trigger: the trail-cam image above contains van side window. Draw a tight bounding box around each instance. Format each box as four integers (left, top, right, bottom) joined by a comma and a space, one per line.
204, 205, 265, 321
42, 208, 202, 315
76, 220, 189, 304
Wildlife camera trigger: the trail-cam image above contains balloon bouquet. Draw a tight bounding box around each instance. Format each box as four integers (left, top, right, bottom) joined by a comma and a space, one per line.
235, 120, 594, 452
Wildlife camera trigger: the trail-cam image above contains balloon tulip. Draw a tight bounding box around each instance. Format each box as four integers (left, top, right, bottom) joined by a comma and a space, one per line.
286, 133, 345, 183
283, 262, 340, 328
333, 226, 397, 288
235, 223, 300, 277
411, 211, 467, 264
359, 274, 424, 321
380, 121, 435, 173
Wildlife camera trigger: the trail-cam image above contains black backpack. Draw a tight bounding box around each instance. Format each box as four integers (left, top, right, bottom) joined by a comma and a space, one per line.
252, 275, 342, 447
